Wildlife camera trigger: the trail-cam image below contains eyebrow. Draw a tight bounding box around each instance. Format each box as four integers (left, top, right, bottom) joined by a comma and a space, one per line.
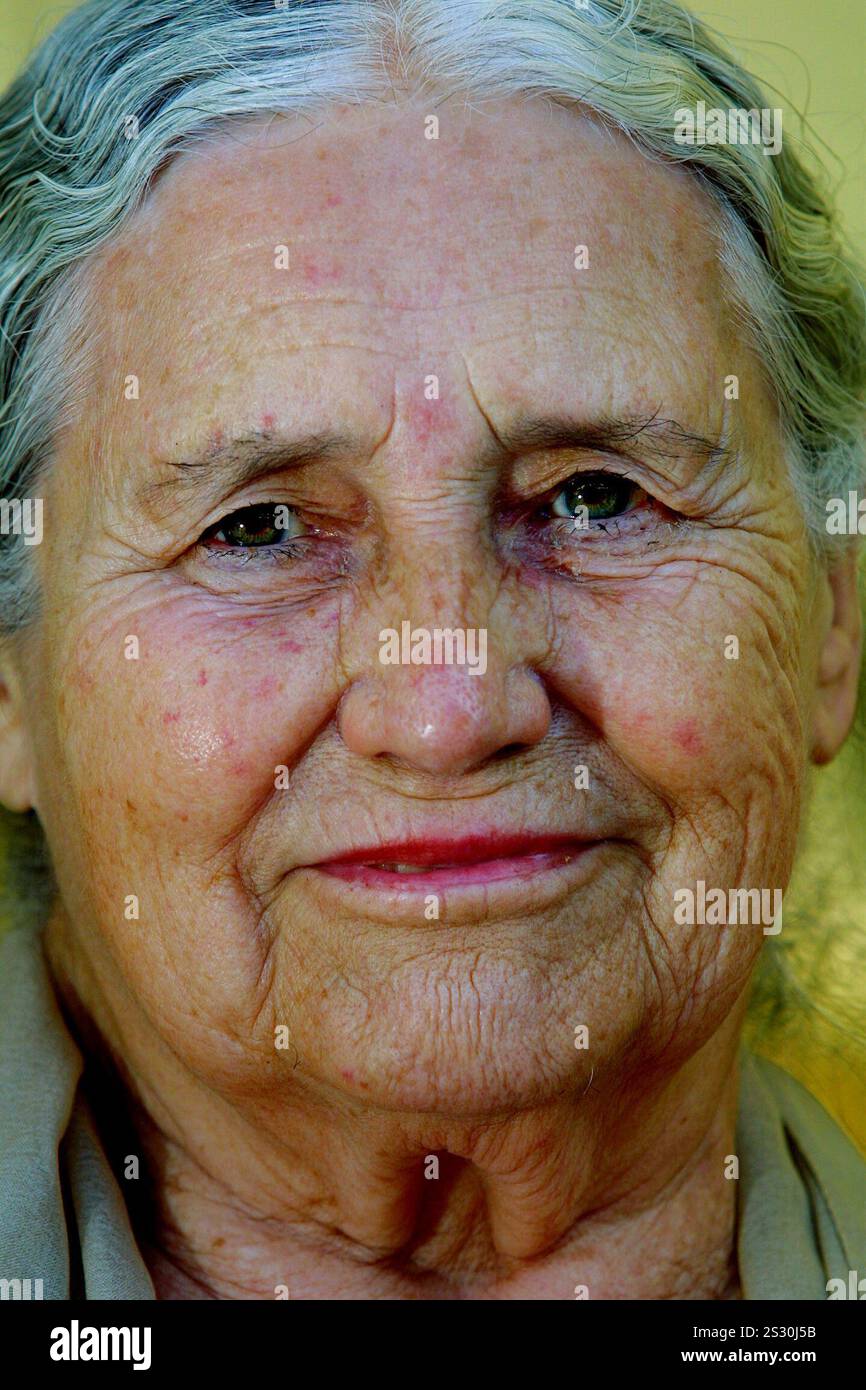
140, 429, 358, 512
140, 410, 735, 511
492, 410, 736, 471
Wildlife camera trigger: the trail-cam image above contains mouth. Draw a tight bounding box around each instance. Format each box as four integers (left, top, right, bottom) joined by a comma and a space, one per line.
313, 834, 596, 891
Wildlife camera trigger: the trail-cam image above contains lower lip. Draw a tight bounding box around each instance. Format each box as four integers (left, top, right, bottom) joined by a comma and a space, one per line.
316, 847, 592, 891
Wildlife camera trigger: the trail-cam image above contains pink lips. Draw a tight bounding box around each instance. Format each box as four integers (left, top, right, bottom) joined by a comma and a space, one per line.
314, 834, 593, 891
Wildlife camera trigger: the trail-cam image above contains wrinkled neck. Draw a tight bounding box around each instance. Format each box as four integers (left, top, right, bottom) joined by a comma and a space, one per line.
44, 900, 745, 1300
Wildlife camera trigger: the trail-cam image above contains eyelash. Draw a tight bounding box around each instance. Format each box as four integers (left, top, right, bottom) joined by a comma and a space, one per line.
200, 537, 311, 566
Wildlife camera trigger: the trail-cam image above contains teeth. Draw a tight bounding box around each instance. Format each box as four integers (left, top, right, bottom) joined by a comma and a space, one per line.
372, 863, 436, 873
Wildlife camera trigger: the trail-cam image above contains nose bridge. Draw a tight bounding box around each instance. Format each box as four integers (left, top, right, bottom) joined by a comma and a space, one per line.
334, 368, 552, 772
379, 517, 502, 758
391, 510, 493, 635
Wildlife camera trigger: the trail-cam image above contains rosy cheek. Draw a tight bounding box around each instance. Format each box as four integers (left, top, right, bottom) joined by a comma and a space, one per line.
149, 665, 295, 792
642, 710, 711, 762
120, 699, 272, 840
671, 718, 704, 757
606, 705, 719, 787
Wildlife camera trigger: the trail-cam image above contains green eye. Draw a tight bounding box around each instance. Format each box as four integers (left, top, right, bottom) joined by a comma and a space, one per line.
208, 503, 297, 547
549, 472, 644, 524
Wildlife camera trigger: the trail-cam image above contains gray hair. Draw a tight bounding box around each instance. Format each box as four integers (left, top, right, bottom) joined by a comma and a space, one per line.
0, 0, 864, 638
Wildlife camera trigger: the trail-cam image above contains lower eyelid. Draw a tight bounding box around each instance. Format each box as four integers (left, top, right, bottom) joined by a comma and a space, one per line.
196, 536, 311, 563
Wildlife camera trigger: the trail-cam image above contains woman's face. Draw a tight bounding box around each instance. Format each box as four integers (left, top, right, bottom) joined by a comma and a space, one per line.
4, 99, 858, 1121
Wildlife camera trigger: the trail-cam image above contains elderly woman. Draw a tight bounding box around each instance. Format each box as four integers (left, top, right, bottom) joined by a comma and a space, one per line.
0, 0, 863, 1303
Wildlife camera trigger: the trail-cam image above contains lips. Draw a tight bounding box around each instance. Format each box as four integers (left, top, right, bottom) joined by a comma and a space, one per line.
313, 834, 595, 891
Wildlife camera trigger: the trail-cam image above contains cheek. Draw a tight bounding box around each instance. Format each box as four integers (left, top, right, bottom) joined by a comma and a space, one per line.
546, 575, 806, 802
58, 595, 342, 851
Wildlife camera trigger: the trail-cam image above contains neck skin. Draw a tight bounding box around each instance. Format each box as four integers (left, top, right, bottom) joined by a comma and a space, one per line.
45, 908, 745, 1302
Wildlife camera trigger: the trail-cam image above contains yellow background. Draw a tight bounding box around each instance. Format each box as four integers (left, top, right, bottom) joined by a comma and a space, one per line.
1, 1, 864, 1147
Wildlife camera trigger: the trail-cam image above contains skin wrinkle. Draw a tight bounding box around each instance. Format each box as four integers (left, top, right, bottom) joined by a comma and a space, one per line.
0, 94, 859, 1300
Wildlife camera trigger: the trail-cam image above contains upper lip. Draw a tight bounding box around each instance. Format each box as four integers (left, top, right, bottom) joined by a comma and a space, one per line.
312, 833, 594, 867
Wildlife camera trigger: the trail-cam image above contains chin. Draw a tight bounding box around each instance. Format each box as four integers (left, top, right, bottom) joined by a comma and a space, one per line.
295, 1000, 585, 1117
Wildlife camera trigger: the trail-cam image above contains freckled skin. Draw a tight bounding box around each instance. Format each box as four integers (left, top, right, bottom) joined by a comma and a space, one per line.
2, 98, 859, 1300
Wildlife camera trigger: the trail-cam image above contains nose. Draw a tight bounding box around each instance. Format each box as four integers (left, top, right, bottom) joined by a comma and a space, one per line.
337, 569, 552, 775
338, 658, 550, 776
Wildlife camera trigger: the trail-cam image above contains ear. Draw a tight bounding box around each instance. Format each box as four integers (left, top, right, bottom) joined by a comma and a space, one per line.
810, 551, 863, 766
0, 644, 37, 813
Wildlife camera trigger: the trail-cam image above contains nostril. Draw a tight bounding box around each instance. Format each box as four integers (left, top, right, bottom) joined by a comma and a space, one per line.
488, 742, 528, 764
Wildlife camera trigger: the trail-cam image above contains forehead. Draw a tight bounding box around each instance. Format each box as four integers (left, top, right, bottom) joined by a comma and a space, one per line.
84, 97, 729, 459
